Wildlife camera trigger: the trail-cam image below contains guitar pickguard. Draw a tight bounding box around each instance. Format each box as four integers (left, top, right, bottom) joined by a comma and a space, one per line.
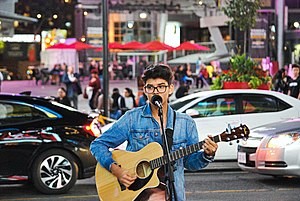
128, 171, 154, 191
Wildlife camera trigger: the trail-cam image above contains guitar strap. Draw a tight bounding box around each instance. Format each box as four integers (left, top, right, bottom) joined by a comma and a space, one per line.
165, 110, 176, 151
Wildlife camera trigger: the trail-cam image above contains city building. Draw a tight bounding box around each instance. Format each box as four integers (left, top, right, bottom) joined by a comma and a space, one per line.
0, 0, 300, 79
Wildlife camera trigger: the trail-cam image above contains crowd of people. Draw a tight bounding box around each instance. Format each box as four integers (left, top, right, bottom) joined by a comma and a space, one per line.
20, 58, 300, 121
47, 59, 149, 120
51, 61, 300, 114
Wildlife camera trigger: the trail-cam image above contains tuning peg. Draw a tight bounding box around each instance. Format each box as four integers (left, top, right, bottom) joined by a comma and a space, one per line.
241, 133, 244, 137
243, 137, 248, 141
227, 124, 232, 134
234, 135, 237, 139
226, 137, 231, 141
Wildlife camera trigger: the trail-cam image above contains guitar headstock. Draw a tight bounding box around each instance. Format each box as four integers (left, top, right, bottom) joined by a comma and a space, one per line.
219, 124, 250, 142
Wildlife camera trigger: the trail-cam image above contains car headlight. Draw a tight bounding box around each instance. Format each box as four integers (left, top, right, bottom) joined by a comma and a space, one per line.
266, 132, 300, 148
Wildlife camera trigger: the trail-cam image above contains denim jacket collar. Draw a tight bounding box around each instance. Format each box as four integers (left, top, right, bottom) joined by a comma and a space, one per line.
142, 103, 175, 130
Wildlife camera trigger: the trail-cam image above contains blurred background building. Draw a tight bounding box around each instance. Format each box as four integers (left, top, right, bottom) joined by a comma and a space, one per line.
0, 0, 300, 79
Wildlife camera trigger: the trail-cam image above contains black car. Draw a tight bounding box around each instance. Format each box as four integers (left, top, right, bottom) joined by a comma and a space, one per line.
0, 93, 100, 194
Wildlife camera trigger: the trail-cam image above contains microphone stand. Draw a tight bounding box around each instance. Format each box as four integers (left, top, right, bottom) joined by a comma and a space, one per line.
157, 106, 178, 201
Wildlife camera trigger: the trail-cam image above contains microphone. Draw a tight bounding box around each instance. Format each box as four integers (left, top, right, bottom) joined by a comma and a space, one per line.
151, 95, 163, 108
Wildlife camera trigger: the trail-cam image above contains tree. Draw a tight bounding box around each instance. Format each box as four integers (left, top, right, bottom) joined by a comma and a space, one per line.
223, 0, 260, 54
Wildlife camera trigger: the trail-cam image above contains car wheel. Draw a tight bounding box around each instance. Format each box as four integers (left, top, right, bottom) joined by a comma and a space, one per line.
32, 149, 78, 194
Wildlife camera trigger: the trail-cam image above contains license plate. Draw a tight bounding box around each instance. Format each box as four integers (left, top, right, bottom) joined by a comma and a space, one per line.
238, 152, 246, 164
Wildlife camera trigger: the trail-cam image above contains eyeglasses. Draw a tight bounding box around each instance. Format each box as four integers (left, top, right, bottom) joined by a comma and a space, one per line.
144, 85, 169, 94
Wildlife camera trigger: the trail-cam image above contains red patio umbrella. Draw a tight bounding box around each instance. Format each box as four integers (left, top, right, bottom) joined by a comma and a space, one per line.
139, 41, 174, 51
47, 43, 71, 49
95, 42, 124, 51
122, 41, 144, 50
68, 41, 97, 50
109, 42, 124, 49
47, 41, 97, 50
175, 41, 210, 51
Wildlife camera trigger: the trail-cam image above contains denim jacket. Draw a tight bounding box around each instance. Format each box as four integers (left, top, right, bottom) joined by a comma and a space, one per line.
90, 103, 213, 201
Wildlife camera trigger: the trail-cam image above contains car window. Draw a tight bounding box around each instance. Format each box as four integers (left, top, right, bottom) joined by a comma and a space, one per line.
277, 99, 292, 111
186, 96, 236, 118
170, 97, 198, 110
242, 95, 278, 114
0, 102, 49, 126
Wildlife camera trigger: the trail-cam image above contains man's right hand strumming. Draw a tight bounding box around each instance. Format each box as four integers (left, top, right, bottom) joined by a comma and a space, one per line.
111, 163, 137, 188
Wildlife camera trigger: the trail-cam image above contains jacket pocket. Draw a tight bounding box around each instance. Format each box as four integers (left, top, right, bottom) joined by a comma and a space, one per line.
131, 132, 150, 151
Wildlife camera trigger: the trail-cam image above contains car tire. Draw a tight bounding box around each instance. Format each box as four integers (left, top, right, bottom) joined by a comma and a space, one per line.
32, 149, 78, 194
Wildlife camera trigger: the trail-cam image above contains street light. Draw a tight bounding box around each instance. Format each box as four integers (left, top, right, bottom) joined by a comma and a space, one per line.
139, 12, 147, 19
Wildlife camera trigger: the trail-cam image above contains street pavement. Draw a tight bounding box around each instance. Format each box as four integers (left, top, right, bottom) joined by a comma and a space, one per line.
0, 78, 239, 171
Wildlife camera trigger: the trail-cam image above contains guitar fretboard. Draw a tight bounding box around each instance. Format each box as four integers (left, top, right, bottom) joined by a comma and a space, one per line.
150, 135, 220, 170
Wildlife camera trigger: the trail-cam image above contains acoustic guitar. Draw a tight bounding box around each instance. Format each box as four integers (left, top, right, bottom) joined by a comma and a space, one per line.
95, 124, 249, 201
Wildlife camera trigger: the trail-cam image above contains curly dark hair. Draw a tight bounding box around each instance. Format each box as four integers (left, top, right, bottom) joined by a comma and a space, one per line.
141, 64, 174, 85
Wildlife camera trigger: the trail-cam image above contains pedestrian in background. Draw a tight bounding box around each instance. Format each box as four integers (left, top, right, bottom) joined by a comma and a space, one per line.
55, 87, 71, 106
273, 68, 290, 94
121, 87, 137, 114
0, 71, 3, 92
62, 66, 82, 109
288, 64, 300, 99
110, 88, 125, 119
97, 89, 112, 114
175, 81, 189, 98
88, 69, 101, 110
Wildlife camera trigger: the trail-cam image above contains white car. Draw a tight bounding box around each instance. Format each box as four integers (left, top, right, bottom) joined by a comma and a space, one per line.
237, 118, 300, 177
169, 89, 300, 160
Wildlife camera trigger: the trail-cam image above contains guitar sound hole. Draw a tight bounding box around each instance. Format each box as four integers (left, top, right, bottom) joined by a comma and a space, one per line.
136, 161, 151, 179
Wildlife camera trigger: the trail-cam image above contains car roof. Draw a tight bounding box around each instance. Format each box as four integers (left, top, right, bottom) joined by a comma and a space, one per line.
0, 93, 53, 102
171, 89, 298, 103
251, 118, 300, 135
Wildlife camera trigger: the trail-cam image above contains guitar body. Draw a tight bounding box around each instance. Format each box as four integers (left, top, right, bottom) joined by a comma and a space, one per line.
95, 142, 164, 201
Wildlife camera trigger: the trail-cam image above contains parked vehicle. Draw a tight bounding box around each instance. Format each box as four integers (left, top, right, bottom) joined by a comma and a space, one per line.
169, 89, 300, 160
238, 118, 300, 177
0, 93, 100, 194
101, 89, 300, 160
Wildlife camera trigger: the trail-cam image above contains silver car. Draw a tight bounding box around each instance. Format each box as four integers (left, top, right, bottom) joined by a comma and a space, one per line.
238, 118, 300, 177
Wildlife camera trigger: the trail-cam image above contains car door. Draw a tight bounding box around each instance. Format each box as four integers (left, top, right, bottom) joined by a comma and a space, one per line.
0, 101, 47, 177
184, 94, 242, 160
239, 94, 299, 131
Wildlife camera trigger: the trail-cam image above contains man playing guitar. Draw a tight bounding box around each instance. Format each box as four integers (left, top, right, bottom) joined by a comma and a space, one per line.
90, 64, 218, 201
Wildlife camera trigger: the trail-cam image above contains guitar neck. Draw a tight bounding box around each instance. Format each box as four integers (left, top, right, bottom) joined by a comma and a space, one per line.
150, 135, 221, 170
